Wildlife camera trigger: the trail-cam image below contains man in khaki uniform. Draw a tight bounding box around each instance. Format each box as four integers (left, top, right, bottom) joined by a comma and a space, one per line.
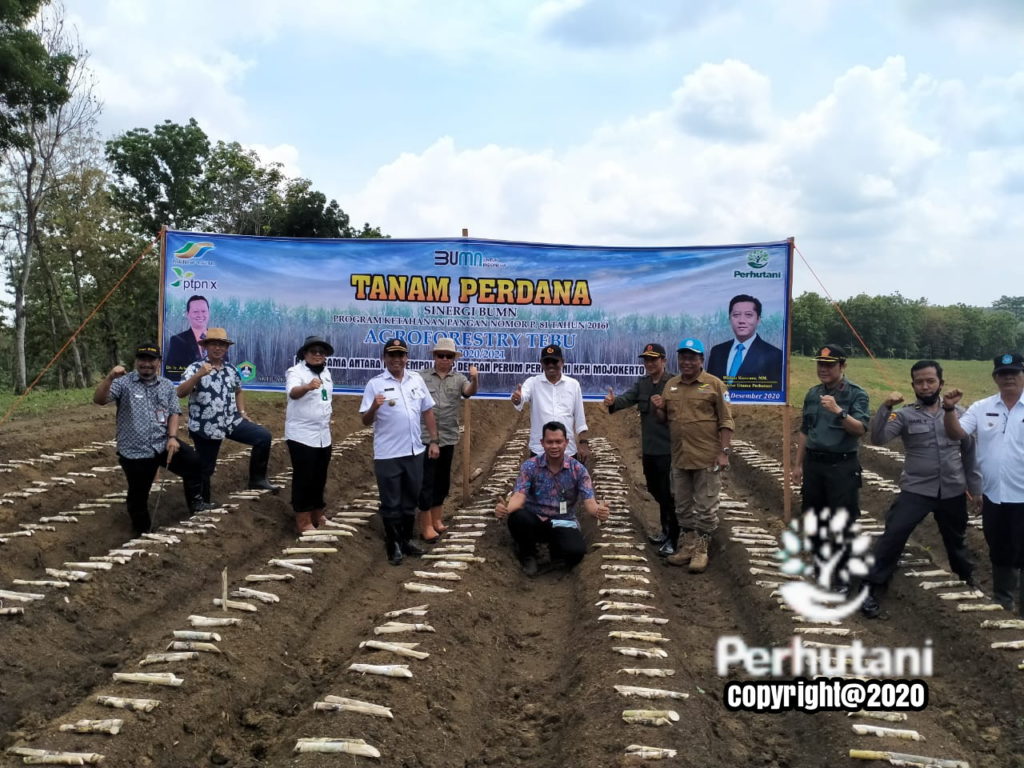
653, 337, 735, 573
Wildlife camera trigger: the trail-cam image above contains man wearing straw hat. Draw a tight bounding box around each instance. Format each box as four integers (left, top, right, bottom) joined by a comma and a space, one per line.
416, 338, 479, 542
176, 328, 278, 507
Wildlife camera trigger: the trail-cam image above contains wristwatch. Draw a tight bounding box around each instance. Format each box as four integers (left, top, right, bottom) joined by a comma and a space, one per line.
837, 409, 848, 420
720, 446, 732, 455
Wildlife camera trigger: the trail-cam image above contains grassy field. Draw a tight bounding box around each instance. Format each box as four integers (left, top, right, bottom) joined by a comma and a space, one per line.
787, 356, 998, 407
0, 358, 1002, 424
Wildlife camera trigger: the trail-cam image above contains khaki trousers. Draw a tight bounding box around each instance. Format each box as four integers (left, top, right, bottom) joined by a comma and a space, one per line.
671, 467, 722, 535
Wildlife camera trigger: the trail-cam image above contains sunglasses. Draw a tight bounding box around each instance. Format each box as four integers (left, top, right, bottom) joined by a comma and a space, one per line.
434, 353, 455, 360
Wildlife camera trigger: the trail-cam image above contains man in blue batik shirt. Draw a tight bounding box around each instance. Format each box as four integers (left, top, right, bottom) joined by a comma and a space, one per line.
495, 421, 609, 576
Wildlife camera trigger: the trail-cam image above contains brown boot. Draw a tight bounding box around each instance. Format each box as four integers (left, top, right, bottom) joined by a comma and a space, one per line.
294, 510, 315, 534
666, 530, 697, 567
311, 507, 328, 528
689, 533, 710, 573
430, 506, 448, 534
417, 510, 439, 542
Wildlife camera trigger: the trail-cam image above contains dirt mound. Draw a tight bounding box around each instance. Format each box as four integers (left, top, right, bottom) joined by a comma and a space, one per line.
0, 399, 1021, 767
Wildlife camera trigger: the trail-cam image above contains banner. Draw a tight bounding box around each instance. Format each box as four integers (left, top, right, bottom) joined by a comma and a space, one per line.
160, 231, 791, 404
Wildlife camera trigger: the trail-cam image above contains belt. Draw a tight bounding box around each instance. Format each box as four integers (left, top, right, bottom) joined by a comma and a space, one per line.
806, 449, 858, 463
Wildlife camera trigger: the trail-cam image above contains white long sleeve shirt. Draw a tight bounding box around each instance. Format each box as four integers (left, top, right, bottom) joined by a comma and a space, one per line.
514, 373, 588, 456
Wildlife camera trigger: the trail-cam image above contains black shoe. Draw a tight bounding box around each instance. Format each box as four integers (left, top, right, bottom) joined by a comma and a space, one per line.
387, 541, 404, 566
249, 477, 280, 493
963, 573, 978, 589
401, 539, 425, 557
657, 540, 677, 557
520, 557, 539, 577
648, 532, 669, 546
861, 593, 881, 619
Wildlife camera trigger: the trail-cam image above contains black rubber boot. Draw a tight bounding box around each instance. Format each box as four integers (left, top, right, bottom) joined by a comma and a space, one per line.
993, 565, 1018, 611
399, 514, 424, 557
248, 441, 280, 492
384, 519, 404, 566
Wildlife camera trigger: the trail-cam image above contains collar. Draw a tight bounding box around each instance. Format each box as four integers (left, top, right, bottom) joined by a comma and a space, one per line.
533, 453, 571, 472
381, 369, 406, 383
677, 369, 709, 386
733, 333, 758, 346
820, 378, 847, 395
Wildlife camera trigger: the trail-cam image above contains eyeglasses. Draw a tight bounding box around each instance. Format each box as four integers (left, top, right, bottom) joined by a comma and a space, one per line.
435, 353, 455, 360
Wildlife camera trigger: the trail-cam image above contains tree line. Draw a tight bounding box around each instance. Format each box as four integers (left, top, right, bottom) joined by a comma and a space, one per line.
0, 2, 382, 393
791, 292, 1024, 361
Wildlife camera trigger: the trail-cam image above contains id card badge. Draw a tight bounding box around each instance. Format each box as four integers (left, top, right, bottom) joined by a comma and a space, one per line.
155, 408, 168, 425
559, 501, 567, 516
321, 388, 328, 401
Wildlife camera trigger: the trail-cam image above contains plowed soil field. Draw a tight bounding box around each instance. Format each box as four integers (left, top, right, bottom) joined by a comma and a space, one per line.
1, 399, 1022, 767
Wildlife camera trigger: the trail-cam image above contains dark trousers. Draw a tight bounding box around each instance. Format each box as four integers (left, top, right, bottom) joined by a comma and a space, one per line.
866, 491, 973, 587
287, 440, 331, 514
419, 444, 455, 510
983, 497, 1024, 613
801, 453, 861, 583
118, 444, 202, 535
642, 453, 676, 542
375, 454, 423, 521
191, 420, 273, 491
507, 508, 586, 568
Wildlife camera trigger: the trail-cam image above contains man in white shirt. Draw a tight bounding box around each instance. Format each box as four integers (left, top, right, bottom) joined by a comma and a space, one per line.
360, 338, 441, 565
944, 352, 1024, 615
511, 345, 590, 462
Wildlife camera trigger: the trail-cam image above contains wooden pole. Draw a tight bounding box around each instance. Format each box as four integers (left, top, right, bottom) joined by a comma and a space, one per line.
782, 236, 796, 524
461, 227, 472, 504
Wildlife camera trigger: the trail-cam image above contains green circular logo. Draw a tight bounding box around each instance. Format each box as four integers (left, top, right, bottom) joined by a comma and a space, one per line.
238, 361, 257, 383
747, 249, 770, 269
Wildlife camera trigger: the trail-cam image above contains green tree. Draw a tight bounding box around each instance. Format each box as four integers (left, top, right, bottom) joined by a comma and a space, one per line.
1, 6, 98, 392
105, 117, 211, 235
200, 140, 283, 235
0, 0, 75, 152
267, 177, 383, 238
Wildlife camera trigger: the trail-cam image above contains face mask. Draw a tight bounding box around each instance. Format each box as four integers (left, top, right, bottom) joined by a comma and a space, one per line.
307, 362, 325, 375
919, 391, 940, 406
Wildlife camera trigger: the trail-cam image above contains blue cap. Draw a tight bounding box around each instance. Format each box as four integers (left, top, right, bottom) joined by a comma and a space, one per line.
677, 337, 705, 354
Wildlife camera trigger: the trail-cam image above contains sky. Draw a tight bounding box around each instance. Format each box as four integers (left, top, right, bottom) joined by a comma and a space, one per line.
62, 0, 1024, 307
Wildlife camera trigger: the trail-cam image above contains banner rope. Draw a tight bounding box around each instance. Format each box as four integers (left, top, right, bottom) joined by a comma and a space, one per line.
794, 244, 899, 391
0, 236, 159, 428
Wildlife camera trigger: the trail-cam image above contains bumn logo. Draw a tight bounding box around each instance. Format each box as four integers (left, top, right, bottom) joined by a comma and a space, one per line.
746, 249, 771, 269
434, 250, 484, 267
776, 507, 873, 621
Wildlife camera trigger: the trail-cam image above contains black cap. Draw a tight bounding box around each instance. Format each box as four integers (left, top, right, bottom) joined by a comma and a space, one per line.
639, 343, 666, 359
383, 338, 409, 354
540, 345, 563, 361
993, 352, 1024, 373
814, 344, 847, 363
135, 343, 161, 359
296, 335, 334, 357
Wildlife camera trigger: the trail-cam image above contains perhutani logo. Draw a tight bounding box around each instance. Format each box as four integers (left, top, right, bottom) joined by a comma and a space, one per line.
174, 241, 215, 260
746, 249, 771, 269
777, 508, 873, 621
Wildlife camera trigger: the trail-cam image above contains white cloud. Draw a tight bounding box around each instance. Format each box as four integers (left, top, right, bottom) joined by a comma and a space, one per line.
670, 60, 773, 141
245, 143, 303, 178
346, 56, 1024, 304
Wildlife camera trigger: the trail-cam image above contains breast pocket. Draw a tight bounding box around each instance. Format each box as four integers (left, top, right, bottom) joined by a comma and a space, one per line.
906, 421, 931, 436
692, 392, 718, 420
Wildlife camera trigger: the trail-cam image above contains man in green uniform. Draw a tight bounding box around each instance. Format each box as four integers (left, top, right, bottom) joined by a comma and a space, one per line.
604, 342, 676, 555
793, 344, 870, 589
652, 338, 735, 573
